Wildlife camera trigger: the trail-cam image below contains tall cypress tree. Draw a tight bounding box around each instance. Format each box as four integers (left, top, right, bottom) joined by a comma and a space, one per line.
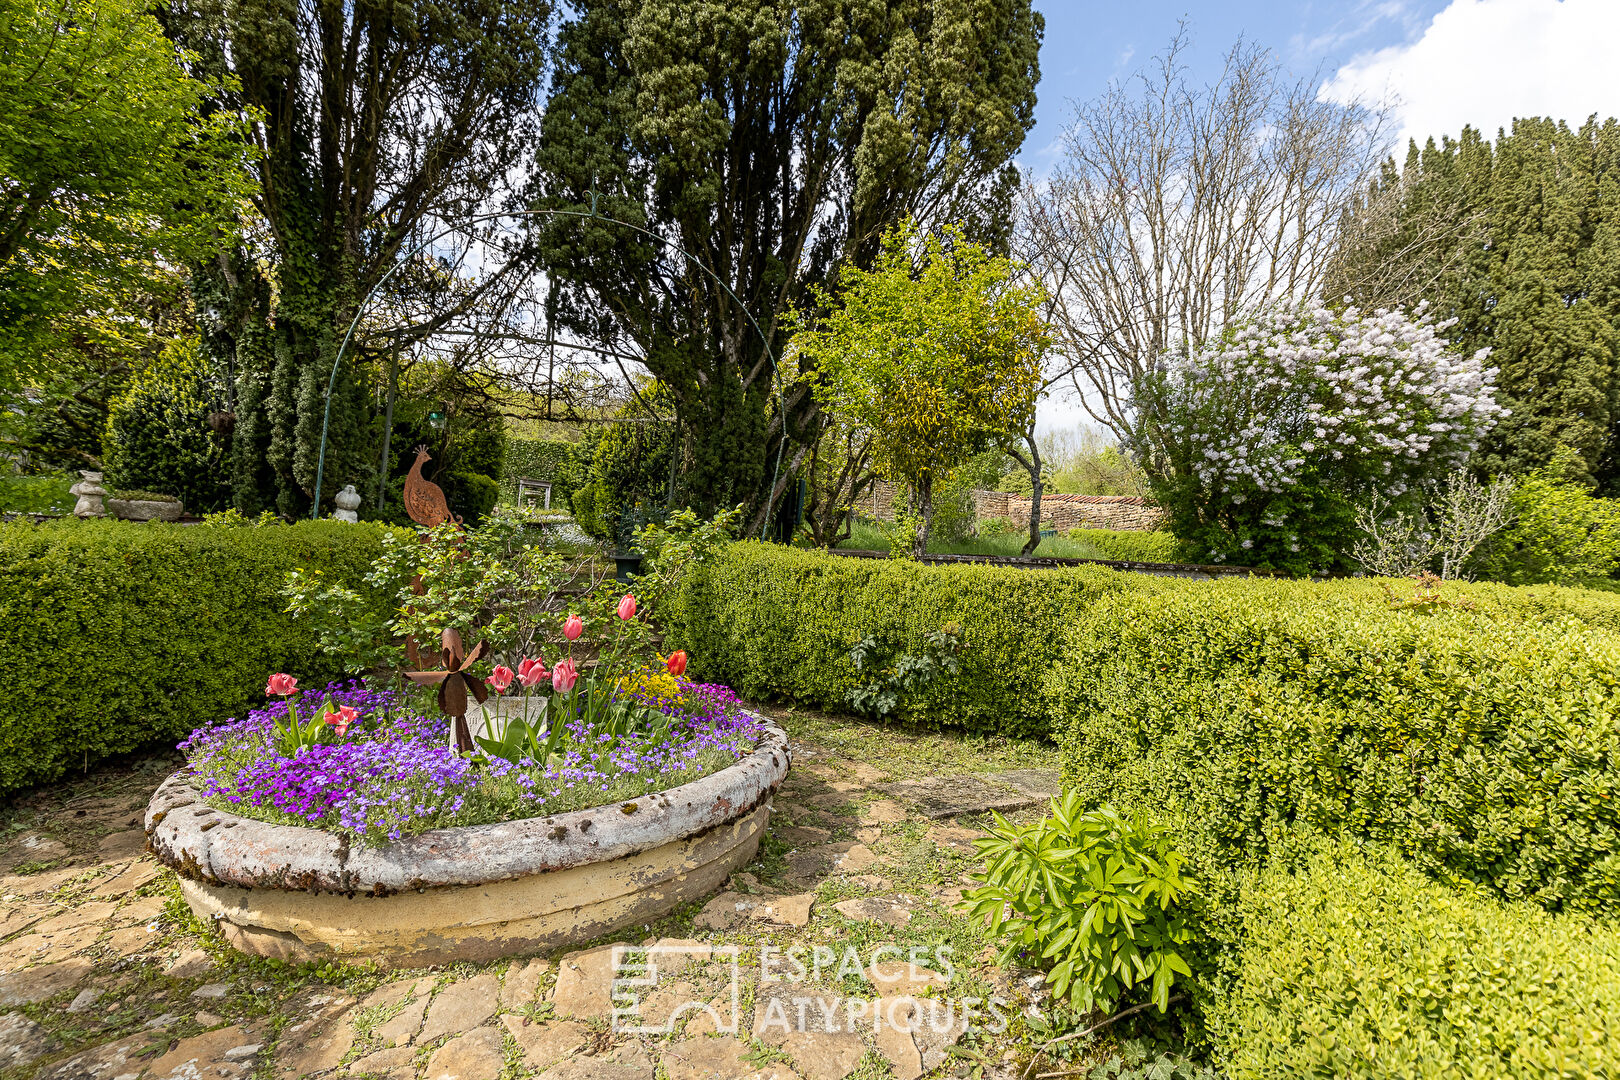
529, 0, 1043, 528
1333, 117, 1620, 490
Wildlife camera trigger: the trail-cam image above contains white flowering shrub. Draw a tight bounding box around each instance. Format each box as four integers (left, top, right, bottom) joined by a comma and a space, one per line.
1131, 304, 1505, 574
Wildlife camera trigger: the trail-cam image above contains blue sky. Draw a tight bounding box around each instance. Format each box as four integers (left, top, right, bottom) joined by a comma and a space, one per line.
1023, 0, 1620, 432
1022, 0, 1620, 176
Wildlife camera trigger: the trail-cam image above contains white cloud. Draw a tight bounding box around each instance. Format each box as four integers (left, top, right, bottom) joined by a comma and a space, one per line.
1323, 0, 1620, 148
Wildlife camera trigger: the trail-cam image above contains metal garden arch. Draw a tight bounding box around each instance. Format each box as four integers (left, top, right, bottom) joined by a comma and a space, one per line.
311, 204, 787, 537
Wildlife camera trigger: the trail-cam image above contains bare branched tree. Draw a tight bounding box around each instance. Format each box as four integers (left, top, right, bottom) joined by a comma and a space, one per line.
1351, 471, 1517, 580
1017, 29, 1389, 445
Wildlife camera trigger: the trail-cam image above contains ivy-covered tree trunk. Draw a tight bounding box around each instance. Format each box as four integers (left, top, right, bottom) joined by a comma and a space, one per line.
163, 0, 553, 515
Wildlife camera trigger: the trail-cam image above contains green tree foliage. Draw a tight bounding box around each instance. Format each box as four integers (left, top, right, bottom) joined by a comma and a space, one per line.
162, 0, 554, 517
1330, 117, 1620, 489
795, 224, 1048, 554
530, 0, 1042, 529
1483, 446, 1620, 584
0, 0, 251, 392
569, 390, 676, 544
102, 336, 232, 511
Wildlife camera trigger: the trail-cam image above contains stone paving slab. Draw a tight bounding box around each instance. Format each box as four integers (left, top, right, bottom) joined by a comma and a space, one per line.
881, 773, 1046, 818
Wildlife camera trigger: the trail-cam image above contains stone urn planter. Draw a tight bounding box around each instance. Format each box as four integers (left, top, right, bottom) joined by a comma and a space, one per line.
145, 718, 790, 967
108, 496, 185, 522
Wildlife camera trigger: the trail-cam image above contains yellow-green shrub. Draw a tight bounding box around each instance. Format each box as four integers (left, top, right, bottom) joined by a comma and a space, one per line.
1065, 527, 1188, 563
1209, 844, 1620, 1079
1048, 580, 1620, 911
0, 518, 396, 794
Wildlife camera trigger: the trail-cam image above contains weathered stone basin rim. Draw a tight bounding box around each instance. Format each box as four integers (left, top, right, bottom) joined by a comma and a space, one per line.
146, 719, 790, 897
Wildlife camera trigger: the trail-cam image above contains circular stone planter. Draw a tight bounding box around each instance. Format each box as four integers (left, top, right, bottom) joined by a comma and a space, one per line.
146, 719, 790, 967
108, 497, 184, 522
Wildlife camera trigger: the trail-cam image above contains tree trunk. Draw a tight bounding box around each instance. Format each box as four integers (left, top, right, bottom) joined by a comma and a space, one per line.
1007, 437, 1043, 555
913, 473, 935, 557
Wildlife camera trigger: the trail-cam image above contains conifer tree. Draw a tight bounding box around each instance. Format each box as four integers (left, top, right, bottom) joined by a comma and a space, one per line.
1331, 117, 1620, 490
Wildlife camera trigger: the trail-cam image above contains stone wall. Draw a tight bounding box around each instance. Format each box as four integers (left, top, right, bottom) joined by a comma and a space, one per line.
1003, 494, 1166, 532
853, 484, 1164, 532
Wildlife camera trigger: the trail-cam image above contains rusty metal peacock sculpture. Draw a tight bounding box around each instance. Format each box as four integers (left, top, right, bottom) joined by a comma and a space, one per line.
402, 445, 461, 528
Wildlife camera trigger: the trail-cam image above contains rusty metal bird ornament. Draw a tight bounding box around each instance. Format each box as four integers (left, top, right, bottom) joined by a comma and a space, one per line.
403, 445, 461, 528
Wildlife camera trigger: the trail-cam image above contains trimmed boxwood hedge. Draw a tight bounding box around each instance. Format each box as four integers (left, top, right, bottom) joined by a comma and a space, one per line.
665, 542, 1172, 738
672, 544, 1620, 739
1047, 580, 1620, 912
0, 518, 396, 795
1065, 527, 1189, 564
1209, 843, 1620, 1079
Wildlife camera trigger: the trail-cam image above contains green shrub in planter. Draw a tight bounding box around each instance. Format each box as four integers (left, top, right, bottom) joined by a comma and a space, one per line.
0, 518, 397, 794
1208, 843, 1620, 1079
1049, 582, 1620, 912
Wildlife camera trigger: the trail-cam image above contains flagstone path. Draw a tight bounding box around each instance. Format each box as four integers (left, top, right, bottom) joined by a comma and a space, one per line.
0, 709, 1064, 1080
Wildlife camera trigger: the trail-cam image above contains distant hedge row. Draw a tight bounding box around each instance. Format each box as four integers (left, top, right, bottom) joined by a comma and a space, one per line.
500, 438, 576, 505
0, 519, 396, 794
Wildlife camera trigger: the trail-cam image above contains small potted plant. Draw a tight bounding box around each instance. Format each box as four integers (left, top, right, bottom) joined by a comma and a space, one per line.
107, 490, 185, 522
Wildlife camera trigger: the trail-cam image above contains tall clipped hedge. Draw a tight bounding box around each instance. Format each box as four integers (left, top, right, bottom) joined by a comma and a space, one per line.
666, 542, 1169, 737
1047, 580, 1620, 912
1209, 843, 1620, 1079
0, 519, 395, 794
501, 438, 577, 505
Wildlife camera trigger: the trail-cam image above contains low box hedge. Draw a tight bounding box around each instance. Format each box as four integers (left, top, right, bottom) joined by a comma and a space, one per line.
0, 518, 396, 795
1065, 527, 1189, 564
666, 541, 1170, 737
1208, 843, 1619, 1079
1048, 580, 1620, 912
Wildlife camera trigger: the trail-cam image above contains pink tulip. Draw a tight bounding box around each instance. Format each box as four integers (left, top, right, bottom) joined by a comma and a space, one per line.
616, 594, 637, 620
325, 704, 360, 737
563, 614, 584, 641
665, 650, 688, 677
517, 657, 548, 687
552, 657, 579, 695
487, 664, 515, 694
266, 673, 298, 697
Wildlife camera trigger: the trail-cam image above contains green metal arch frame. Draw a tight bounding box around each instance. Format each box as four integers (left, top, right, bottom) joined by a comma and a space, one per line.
311, 207, 787, 539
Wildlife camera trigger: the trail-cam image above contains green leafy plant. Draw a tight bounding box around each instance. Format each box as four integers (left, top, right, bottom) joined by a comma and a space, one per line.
102, 336, 230, 513
963, 794, 1199, 1013
846, 624, 963, 720
1482, 446, 1620, 584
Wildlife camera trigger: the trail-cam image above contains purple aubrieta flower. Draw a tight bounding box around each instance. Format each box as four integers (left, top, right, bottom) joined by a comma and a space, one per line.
180, 678, 763, 847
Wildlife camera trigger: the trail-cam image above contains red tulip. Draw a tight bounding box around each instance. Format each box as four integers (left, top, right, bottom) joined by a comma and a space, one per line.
552, 657, 579, 695
487, 664, 515, 694
517, 657, 548, 688
665, 650, 688, 677
616, 594, 637, 620
325, 704, 360, 737
563, 614, 584, 641
266, 673, 298, 697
